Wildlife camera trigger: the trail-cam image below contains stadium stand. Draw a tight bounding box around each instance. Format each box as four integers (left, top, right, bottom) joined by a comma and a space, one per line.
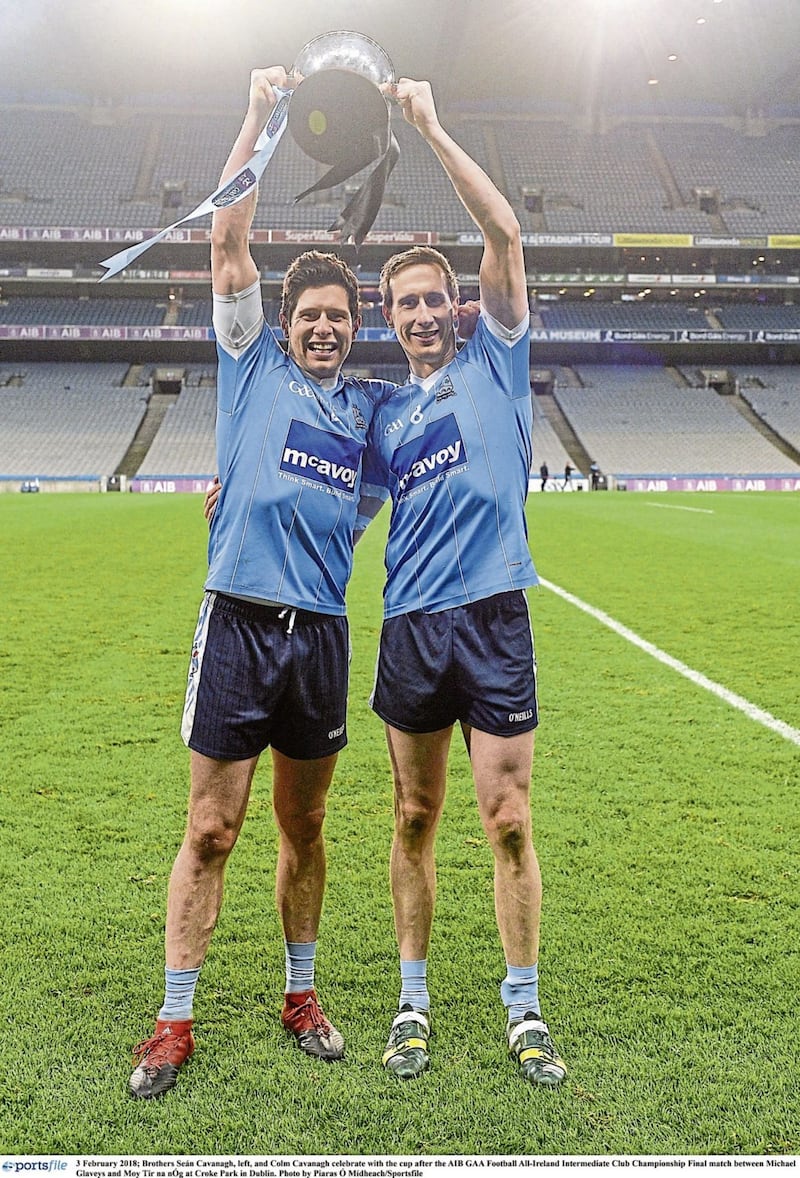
552, 365, 800, 477
531, 407, 575, 477
653, 123, 800, 235
130, 363, 577, 480
0, 109, 157, 226
136, 383, 217, 477
540, 301, 711, 331
715, 304, 800, 330
495, 121, 708, 234
733, 367, 800, 450
174, 300, 214, 328
1, 106, 800, 237
149, 113, 241, 217
0, 363, 147, 477
0, 297, 167, 326
2, 93, 800, 486
370, 365, 410, 386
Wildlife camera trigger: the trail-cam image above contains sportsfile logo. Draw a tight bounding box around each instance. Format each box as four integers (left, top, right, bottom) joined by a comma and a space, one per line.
393, 413, 468, 500
2, 1163, 68, 1172
280, 419, 361, 497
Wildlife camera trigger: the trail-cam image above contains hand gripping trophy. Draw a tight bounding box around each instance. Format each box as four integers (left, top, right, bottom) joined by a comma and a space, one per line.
98, 30, 398, 279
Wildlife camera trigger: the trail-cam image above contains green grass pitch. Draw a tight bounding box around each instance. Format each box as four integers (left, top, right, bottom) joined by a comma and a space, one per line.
1, 491, 798, 1156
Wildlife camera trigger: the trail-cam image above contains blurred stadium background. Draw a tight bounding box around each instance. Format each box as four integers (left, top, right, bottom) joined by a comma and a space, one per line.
2, 0, 800, 495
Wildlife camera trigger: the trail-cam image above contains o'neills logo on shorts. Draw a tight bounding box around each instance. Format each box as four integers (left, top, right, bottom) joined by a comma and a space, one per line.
509, 709, 534, 723
393, 413, 468, 500
280, 420, 361, 496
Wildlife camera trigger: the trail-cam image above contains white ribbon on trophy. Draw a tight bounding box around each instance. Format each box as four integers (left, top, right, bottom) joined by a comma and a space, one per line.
97, 32, 398, 279
97, 91, 291, 282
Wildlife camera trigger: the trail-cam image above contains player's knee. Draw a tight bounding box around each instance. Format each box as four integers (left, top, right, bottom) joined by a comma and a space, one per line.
395, 797, 438, 845
487, 809, 530, 863
279, 803, 327, 847
186, 819, 239, 863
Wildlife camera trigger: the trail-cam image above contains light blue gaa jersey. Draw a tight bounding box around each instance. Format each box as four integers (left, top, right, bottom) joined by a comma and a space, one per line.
207, 322, 392, 614
361, 314, 537, 618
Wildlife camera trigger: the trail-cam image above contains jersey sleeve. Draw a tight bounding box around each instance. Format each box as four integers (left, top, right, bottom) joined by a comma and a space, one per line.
212, 279, 265, 358
463, 313, 531, 401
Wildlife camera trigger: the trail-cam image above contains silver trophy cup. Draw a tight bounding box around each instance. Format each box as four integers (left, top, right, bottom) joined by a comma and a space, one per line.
293, 30, 395, 91
288, 30, 399, 245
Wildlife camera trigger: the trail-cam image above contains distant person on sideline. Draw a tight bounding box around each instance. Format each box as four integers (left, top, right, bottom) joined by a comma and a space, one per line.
128, 67, 395, 1100
539, 461, 549, 492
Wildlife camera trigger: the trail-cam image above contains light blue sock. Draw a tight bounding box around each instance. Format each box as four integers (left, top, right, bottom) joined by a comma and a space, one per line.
399, 959, 430, 1012
501, 963, 540, 1023
285, 940, 317, 995
158, 966, 201, 1021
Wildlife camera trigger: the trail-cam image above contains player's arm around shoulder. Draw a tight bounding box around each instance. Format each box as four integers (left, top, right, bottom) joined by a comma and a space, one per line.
357, 388, 393, 507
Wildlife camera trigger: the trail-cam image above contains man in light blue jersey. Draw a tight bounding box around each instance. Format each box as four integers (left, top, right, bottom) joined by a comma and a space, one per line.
363, 78, 566, 1087
129, 67, 393, 1100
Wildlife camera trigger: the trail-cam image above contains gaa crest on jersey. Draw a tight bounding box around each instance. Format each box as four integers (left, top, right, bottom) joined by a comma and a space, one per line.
280, 419, 361, 496
392, 413, 468, 501
435, 374, 457, 402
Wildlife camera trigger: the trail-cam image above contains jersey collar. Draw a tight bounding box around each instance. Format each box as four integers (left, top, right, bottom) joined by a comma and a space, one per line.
407, 357, 455, 393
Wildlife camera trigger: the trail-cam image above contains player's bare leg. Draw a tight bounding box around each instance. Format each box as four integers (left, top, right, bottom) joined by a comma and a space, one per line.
130, 751, 258, 1098
468, 725, 566, 1087
273, 749, 345, 1060
382, 724, 450, 1078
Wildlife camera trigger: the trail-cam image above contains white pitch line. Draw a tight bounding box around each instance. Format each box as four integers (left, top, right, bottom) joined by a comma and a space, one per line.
645, 502, 715, 514
539, 577, 800, 747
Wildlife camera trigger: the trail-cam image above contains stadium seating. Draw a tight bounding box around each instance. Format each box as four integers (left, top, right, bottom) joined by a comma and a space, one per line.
552, 365, 800, 476
2, 356, 798, 481
540, 302, 710, 331
0, 109, 157, 226
733, 367, 800, 449
715, 304, 800, 330
2, 106, 800, 234
531, 409, 575, 478
136, 383, 217, 477
0, 297, 166, 326
495, 121, 708, 233
2, 100, 800, 483
174, 300, 213, 328
3, 106, 800, 235
653, 123, 800, 234
0, 363, 147, 477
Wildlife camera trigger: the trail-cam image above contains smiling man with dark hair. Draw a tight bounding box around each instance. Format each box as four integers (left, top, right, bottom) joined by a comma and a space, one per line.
128, 67, 395, 1100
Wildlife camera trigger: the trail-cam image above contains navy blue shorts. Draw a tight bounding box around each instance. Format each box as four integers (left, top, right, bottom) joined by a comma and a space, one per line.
370, 590, 538, 736
182, 592, 349, 761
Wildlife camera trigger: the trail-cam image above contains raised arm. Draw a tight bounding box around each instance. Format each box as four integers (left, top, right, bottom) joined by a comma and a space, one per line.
210, 67, 293, 296
391, 79, 528, 329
